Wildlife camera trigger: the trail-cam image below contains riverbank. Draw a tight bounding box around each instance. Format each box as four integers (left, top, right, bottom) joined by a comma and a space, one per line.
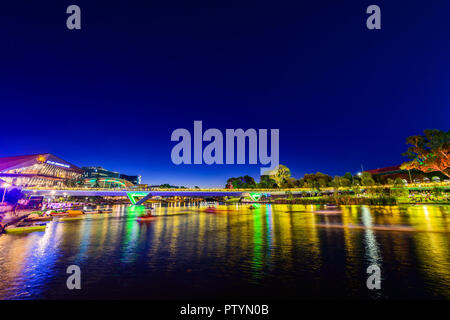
0, 210, 31, 231
249, 196, 449, 205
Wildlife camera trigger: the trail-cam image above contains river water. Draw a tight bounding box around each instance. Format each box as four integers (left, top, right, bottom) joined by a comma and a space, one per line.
0, 203, 449, 300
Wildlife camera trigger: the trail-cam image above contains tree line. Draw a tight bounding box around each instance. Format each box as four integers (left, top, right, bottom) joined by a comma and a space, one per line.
226, 168, 388, 190
226, 129, 449, 189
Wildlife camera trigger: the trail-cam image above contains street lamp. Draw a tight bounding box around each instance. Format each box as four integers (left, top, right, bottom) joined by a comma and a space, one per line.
1, 183, 11, 205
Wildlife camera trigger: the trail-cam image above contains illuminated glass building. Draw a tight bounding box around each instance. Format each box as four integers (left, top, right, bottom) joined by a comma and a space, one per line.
0, 154, 83, 187
82, 166, 141, 187
82, 166, 120, 180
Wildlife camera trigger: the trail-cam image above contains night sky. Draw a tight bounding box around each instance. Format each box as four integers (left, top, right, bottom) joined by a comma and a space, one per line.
1, 1, 449, 187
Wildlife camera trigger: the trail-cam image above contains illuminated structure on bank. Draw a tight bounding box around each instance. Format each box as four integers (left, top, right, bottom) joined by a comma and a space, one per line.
82, 166, 141, 186
366, 165, 448, 183
0, 154, 143, 189
0, 154, 83, 187
84, 177, 134, 188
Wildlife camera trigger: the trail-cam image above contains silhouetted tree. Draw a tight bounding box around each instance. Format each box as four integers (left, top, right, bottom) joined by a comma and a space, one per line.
401, 129, 449, 178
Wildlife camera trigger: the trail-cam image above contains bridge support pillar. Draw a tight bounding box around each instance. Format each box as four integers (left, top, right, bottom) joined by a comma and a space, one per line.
134, 193, 153, 206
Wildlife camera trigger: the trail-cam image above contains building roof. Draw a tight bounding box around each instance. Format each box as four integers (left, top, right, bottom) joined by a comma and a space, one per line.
0, 153, 83, 174
365, 165, 402, 175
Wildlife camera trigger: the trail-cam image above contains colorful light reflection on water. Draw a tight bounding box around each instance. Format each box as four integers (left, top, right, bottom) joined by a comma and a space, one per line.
0, 204, 448, 299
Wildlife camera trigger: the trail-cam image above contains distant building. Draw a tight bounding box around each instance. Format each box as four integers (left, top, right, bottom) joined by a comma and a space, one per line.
82, 166, 141, 188
82, 166, 120, 180
0, 154, 83, 187
366, 165, 448, 183
119, 173, 141, 185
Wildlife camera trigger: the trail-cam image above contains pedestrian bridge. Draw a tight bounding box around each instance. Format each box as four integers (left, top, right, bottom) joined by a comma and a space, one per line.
22, 188, 293, 205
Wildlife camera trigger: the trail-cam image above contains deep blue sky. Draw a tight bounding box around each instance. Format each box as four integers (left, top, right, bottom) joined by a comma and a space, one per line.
1, 1, 449, 187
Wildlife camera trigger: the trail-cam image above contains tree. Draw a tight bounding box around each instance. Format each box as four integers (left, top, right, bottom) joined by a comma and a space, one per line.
343, 172, 353, 184
331, 176, 340, 188
332, 176, 351, 188
242, 175, 257, 188
257, 175, 278, 188
268, 165, 291, 187
226, 178, 239, 189
361, 172, 376, 186
295, 178, 305, 188
401, 129, 449, 178
226, 175, 257, 189
305, 179, 320, 191
316, 172, 332, 187
281, 177, 297, 188
393, 178, 405, 186
352, 174, 361, 186
303, 172, 332, 190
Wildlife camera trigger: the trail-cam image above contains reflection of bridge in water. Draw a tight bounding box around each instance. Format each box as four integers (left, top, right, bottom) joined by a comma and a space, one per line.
22, 189, 299, 205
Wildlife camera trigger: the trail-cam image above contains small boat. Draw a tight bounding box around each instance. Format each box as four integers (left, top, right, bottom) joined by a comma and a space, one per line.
66, 210, 84, 216
313, 210, 342, 215
137, 215, 157, 222
83, 210, 99, 214
98, 207, 113, 213
5, 224, 46, 234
